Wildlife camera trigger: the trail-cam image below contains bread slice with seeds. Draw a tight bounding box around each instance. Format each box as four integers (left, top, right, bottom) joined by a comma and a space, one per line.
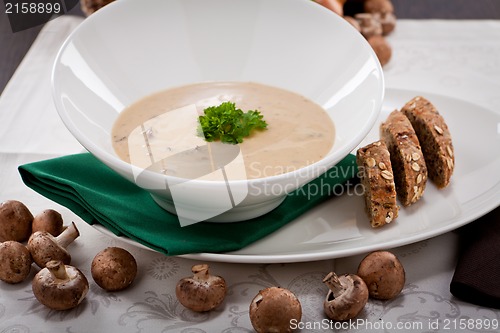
380, 110, 428, 206
401, 96, 454, 188
356, 141, 399, 228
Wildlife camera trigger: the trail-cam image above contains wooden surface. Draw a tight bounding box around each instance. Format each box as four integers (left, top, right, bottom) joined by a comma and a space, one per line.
1, 0, 500, 94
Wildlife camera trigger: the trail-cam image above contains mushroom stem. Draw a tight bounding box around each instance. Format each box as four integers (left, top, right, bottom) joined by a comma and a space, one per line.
55, 222, 79, 248
323, 272, 346, 299
323, 273, 369, 321
46, 260, 69, 280
32, 260, 89, 310
192, 264, 209, 280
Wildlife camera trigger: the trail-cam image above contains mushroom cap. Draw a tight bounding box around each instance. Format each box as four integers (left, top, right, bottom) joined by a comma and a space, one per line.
249, 286, 302, 333
323, 273, 369, 321
176, 264, 226, 312
27, 231, 71, 268
368, 35, 392, 67
32, 209, 64, 236
32, 260, 89, 310
91, 247, 137, 291
357, 250, 405, 300
0, 241, 32, 284
0, 200, 33, 242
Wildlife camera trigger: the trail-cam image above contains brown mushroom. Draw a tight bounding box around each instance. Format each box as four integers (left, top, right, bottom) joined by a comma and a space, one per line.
176, 264, 226, 312
32, 209, 64, 237
323, 272, 369, 321
32, 260, 89, 310
367, 35, 392, 66
0, 200, 33, 242
91, 247, 137, 291
357, 250, 405, 300
249, 286, 302, 333
0, 241, 32, 284
27, 221, 80, 268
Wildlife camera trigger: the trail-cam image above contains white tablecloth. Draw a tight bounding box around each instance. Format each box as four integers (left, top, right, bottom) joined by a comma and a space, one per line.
0, 16, 499, 332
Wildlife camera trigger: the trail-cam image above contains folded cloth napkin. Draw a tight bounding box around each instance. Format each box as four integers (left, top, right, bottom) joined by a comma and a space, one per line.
19, 153, 357, 256
450, 207, 500, 309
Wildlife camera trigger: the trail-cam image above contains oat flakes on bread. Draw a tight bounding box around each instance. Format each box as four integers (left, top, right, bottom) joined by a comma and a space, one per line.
356, 141, 399, 228
380, 110, 428, 206
401, 96, 454, 188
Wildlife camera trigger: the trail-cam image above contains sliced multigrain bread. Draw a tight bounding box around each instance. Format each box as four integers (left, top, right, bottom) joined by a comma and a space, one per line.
356, 141, 399, 228
401, 96, 454, 188
380, 110, 428, 206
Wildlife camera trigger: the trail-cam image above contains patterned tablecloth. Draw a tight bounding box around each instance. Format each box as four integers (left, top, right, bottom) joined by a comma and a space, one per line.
0, 16, 499, 332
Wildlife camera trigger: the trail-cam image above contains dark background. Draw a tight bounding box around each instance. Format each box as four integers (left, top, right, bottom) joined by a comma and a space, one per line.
1, 0, 500, 94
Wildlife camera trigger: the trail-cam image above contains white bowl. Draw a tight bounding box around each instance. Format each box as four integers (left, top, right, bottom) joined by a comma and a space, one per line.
52, 0, 384, 225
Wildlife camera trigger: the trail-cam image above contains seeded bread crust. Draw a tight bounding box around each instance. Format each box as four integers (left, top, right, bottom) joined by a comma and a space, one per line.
401, 96, 454, 188
356, 141, 399, 228
380, 110, 428, 206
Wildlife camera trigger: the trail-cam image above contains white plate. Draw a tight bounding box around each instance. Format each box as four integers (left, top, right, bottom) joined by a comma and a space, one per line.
96, 89, 500, 263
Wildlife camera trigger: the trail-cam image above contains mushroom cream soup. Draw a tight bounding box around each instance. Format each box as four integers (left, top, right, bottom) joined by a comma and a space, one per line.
112, 82, 335, 180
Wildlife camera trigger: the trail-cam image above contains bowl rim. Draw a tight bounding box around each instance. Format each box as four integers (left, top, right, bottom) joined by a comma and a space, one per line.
51, 0, 385, 187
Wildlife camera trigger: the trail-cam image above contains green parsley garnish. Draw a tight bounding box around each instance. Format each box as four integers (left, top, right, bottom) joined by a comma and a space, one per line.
198, 101, 268, 144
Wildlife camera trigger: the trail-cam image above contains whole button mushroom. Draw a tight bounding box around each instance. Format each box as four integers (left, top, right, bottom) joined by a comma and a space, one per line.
176, 264, 226, 312
32, 209, 64, 237
27, 221, 80, 268
357, 250, 405, 300
0, 200, 33, 242
0, 241, 32, 284
323, 272, 369, 321
249, 286, 302, 333
32, 260, 89, 310
91, 247, 137, 291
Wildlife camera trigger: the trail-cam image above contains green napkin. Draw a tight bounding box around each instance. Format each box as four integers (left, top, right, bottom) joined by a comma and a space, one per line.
18, 153, 357, 256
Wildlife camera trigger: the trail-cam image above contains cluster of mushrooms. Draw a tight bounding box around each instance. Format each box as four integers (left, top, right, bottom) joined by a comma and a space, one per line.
316, 0, 396, 66
2, 199, 405, 330
0, 200, 138, 310
323, 250, 405, 322
176, 250, 405, 332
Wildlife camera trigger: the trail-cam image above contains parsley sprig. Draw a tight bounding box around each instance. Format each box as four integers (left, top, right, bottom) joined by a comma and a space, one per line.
198, 102, 268, 144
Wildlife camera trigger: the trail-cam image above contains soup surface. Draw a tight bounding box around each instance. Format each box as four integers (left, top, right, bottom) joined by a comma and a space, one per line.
112, 82, 335, 180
